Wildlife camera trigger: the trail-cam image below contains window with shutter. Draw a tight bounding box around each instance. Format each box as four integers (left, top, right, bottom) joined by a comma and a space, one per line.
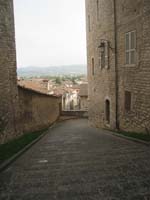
125, 31, 136, 65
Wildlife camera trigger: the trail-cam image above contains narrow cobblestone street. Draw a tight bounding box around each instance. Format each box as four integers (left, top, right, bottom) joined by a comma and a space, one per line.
0, 119, 150, 200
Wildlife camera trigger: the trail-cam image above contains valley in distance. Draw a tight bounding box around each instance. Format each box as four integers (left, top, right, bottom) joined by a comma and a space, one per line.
17, 64, 88, 95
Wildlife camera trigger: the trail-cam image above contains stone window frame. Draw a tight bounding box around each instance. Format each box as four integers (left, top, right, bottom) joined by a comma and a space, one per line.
125, 30, 136, 66
96, 0, 99, 21
99, 40, 109, 70
91, 57, 95, 76
88, 15, 91, 32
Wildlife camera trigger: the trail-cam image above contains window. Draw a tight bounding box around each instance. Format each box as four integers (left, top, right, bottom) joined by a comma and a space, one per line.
125, 31, 136, 65
88, 15, 91, 32
105, 99, 110, 124
105, 41, 109, 68
97, 0, 99, 21
125, 91, 131, 112
92, 58, 95, 76
99, 41, 109, 69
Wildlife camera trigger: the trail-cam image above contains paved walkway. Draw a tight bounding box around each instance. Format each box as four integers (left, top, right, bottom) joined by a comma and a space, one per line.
0, 119, 150, 200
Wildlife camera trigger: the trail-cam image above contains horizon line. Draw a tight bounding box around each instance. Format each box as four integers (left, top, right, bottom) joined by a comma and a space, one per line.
17, 64, 87, 69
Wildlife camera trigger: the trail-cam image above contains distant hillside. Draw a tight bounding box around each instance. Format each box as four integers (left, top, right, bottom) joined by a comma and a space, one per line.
17, 65, 87, 77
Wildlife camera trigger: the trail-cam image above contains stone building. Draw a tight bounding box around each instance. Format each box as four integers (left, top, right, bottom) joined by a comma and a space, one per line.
86, 0, 150, 133
79, 83, 88, 111
0, 0, 19, 144
18, 85, 61, 134
62, 87, 80, 111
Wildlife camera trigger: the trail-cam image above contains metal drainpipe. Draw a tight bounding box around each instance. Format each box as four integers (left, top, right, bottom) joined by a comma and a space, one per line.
113, 0, 119, 130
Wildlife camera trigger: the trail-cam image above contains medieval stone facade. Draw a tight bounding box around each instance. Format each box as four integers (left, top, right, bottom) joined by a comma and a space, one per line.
86, 0, 150, 133
0, 0, 19, 144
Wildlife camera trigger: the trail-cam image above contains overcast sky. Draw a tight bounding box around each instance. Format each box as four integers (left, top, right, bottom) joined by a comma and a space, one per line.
14, 0, 87, 68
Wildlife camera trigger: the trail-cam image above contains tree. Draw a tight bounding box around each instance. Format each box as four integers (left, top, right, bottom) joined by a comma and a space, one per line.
71, 77, 76, 85
55, 77, 62, 85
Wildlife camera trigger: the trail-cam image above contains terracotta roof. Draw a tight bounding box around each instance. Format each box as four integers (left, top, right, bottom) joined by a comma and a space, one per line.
18, 85, 61, 98
18, 80, 48, 93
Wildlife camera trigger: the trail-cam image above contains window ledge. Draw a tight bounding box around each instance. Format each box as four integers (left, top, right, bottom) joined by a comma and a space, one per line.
124, 64, 136, 67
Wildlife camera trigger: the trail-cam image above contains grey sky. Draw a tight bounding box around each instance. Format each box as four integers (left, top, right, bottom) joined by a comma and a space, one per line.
14, 0, 87, 68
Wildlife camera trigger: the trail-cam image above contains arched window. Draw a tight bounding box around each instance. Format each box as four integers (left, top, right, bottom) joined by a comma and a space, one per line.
92, 57, 95, 75
97, 0, 99, 20
88, 15, 91, 32
105, 99, 110, 124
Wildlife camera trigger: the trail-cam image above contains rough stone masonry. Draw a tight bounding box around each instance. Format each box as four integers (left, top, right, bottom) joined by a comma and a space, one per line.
86, 0, 150, 133
0, 0, 19, 144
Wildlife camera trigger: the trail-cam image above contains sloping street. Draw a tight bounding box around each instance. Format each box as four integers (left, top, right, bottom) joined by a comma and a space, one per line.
0, 119, 150, 200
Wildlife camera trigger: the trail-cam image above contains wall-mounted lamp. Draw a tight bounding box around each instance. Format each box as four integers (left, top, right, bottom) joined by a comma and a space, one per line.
98, 42, 105, 52
98, 40, 115, 52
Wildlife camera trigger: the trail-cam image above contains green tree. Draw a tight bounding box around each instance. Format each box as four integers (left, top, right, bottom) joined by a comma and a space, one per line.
71, 77, 77, 85
55, 77, 62, 85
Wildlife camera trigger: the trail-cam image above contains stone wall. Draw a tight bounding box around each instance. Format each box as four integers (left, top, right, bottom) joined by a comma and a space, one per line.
86, 0, 150, 133
85, 0, 117, 129
18, 86, 61, 134
115, 0, 150, 133
61, 111, 88, 118
0, 0, 20, 144
116, 0, 150, 133
80, 97, 88, 111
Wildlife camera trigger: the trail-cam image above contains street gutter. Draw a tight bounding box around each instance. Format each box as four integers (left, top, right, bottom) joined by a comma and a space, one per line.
104, 129, 150, 146
0, 123, 56, 173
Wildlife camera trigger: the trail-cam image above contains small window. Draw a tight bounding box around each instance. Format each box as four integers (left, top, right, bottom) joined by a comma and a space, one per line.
125, 91, 131, 112
125, 31, 136, 65
92, 58, 95, 76
105, 99, 110, 124
88, 15, 91, 32
97, 0, 99, 21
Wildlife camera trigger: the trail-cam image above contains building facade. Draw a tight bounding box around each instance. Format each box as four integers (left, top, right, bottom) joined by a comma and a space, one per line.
79, 83, 88, 111
0, 0, 19, 144
86, 0, 150, 133
62, 89, 80, 111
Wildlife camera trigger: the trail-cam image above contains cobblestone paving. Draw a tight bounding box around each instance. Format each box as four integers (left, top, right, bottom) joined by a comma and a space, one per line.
0, 119, 150, 200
